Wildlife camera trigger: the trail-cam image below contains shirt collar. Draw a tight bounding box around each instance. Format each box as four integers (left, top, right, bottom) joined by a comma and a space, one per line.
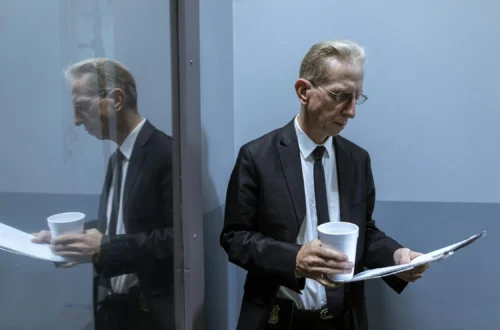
119, 118, 146, 160
294, 115, 333, 160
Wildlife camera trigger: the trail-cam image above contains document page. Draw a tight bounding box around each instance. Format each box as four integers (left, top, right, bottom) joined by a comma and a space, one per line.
0, 222, 67, 262
334, 231, 486, 283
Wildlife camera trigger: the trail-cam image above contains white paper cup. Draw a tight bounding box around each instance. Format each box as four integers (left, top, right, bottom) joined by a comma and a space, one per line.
47, 212, 86, 238
318, 222, 359, 281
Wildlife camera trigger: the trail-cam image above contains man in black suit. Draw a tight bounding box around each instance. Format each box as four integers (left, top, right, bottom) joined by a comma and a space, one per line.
32, 58, 174, 330
220, 40, 430, 330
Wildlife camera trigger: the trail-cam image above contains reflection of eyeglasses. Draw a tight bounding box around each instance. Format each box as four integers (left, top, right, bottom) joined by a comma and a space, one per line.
309, 80, 368, 105
73, 89, 110, 114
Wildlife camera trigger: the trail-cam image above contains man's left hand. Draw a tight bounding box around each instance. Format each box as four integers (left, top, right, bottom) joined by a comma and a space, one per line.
50, 229, 103, 262
393, 248, 430, 282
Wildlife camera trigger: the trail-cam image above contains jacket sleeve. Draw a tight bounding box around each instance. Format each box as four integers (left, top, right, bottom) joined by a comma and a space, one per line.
95, 156, 173, 279
220, 145, 305, 293
363, 153, 408, 293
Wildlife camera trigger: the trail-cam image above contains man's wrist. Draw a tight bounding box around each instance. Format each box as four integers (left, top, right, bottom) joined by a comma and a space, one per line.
92, 238, 103, 264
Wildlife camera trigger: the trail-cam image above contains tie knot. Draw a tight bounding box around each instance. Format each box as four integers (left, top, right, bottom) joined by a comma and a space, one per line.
313, 146, 326, 161
116, 149, 126, 163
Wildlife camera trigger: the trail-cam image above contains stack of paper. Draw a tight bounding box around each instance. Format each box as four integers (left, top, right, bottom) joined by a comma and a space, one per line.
0, 222, 67, 262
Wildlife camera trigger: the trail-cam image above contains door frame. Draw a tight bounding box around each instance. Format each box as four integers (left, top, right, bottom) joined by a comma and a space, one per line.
170, 0, 204, 329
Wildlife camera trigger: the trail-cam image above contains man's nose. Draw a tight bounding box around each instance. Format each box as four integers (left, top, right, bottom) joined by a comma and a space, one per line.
345, 99, 356, 118
74, 111, 83, 126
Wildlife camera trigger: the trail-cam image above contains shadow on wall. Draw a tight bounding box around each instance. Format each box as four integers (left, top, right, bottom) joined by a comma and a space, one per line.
202, 126, 230, 330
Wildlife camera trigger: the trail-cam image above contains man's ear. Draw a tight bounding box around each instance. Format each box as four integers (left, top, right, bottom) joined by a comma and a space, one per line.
295, 78, 312, 105
107, 88, 126, 112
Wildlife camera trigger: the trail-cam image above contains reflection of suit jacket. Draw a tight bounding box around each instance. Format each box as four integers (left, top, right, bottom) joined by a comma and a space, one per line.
220, 119, 408, 330
86, 120, 174, 330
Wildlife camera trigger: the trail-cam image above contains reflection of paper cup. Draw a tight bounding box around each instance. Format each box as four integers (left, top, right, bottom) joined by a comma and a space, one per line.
47, 212, 85, 238
318, 222, 359, 281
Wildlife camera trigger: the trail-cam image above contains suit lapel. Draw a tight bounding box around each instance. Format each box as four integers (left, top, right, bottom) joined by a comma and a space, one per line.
122, 121, 154, 225
278, 120, 306, 231
333, 136, 353, 224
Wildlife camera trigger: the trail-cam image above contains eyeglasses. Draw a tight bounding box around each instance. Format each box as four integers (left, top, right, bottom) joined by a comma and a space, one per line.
73, 89, 110, 114
310, 80, 368, 105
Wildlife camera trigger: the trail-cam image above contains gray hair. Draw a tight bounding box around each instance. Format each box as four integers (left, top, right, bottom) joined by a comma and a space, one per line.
64, 58, 138, 108
299, 40, 366, 85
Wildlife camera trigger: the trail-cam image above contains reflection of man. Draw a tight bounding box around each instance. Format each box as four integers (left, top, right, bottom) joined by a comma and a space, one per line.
32, 58, 174, 330
220, 40, 430, 330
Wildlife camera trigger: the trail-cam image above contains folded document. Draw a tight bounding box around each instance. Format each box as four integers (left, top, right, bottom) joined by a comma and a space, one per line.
334, 231, 487, 283
0, 222, 67, 262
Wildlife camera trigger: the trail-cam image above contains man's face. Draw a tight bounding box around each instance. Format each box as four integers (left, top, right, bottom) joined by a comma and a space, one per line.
71, 74, 114, 140
304, 60, 364, 137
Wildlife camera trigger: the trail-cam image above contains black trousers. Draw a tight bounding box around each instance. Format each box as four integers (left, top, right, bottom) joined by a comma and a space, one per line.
267, 315, 349, 330
290, 317, 347, 330
265, 298, 353, 330
94, 292, 156, 330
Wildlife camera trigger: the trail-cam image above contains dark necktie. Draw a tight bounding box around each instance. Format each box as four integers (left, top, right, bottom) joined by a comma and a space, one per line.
108, 149, 125, 237
313, 146, 344, 316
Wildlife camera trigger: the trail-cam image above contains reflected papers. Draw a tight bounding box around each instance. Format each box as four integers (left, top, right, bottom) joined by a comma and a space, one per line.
0, 222, 66, 262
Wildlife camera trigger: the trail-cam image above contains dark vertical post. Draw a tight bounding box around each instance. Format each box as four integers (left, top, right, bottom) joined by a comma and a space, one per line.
171, 0, 203, 329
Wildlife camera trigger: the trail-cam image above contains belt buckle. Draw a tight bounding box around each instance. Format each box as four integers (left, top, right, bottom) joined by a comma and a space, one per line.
320, 308, 334, 320
268, 305, 280, 324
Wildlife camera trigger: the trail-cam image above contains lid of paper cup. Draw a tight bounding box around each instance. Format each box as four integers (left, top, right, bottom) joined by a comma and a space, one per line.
318, 222, 359, 235
47, 212, 85, 223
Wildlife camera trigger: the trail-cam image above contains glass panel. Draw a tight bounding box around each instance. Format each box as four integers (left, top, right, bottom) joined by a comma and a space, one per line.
0, 1, 176, 329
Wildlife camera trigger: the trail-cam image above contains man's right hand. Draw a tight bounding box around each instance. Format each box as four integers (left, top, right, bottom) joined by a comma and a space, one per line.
295, 239, 353, 288
31, 230, 78, 268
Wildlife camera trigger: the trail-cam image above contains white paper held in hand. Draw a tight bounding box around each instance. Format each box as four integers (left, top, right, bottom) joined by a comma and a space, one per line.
318, 222, 359, 281
0, 222, 68, 262
329, 231, 487, 284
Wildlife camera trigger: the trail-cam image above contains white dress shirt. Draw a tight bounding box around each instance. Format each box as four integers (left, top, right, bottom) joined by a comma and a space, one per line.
277, 115, 340, 310
106, 118, 146, 294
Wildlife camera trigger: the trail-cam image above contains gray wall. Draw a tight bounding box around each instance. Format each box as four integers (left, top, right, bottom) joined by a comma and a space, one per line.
0, 1, 173, 329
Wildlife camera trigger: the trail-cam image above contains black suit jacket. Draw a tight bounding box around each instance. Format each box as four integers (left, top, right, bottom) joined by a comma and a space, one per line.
86, 120, 174, 330
220, 119, 408, 330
